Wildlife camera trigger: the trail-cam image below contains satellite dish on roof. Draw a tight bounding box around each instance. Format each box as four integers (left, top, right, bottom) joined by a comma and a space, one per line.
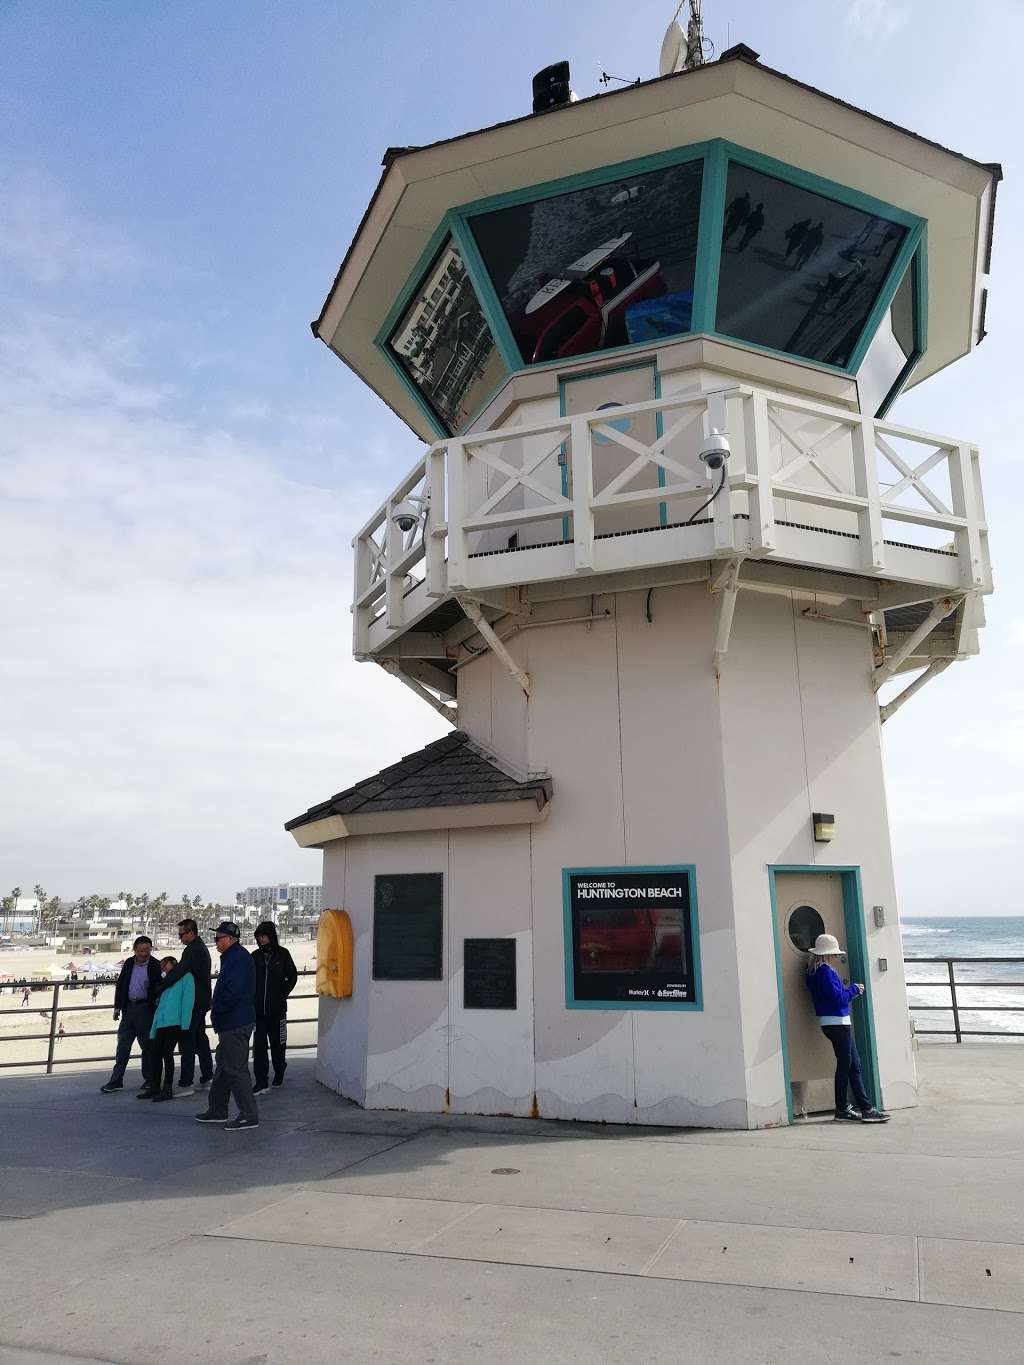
659, 20, 685, 76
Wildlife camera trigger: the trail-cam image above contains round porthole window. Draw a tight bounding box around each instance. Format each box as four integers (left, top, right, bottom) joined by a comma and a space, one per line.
787, 904, 825, 952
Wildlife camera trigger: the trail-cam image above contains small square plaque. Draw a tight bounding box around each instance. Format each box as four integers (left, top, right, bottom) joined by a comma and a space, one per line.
463, 938, 517, 1010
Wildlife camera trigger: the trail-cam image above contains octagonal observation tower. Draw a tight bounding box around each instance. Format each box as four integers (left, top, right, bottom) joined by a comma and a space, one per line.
288, 39, 999, 1128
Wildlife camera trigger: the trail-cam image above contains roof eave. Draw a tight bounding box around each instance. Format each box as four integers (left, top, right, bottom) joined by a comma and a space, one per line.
288, 795, 551, 848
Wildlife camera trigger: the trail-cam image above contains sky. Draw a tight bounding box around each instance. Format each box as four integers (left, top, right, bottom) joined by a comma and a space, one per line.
0, 0, 1020, 911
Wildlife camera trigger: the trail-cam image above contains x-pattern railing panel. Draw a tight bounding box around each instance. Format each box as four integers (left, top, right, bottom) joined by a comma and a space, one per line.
464, 433, 571, 526
590, 406, 707, 507
768, 404, 856, 498
875, 433, 953, 518
353, 385, 989, 655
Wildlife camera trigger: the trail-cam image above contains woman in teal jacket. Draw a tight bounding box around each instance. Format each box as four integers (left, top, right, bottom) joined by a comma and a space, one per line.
148, 956, 195, 1102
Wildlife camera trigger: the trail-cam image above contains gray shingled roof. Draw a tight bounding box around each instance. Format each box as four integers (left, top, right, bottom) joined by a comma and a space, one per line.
284, 731, 552, 831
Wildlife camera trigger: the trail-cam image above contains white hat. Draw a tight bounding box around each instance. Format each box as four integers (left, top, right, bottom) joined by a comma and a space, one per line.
809, 932, 843, 956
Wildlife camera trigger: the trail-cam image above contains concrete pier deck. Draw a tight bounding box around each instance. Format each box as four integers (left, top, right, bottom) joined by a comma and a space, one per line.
1, 1047, 1022, 1364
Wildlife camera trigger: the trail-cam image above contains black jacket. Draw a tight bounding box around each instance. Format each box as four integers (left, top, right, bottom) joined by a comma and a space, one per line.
156, 935, 212, 1013
113, 956, 162, 1012
251, 923, 298, 1017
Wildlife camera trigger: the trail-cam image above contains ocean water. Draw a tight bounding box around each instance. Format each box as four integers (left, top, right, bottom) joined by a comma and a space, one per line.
901, 916, 1024, 1041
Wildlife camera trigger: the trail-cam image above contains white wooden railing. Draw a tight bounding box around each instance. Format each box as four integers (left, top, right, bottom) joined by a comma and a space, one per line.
352, 384, 989, 655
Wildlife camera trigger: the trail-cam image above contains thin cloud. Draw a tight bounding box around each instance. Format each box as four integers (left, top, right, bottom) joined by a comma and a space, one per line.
0, 172, 143, 287
0, 310, 446, 899
846, 0, 910, 38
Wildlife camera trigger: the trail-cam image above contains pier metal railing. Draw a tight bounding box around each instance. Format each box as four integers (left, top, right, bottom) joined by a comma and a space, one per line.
0, 969, 318, 1073
904, 956, 1024, 1042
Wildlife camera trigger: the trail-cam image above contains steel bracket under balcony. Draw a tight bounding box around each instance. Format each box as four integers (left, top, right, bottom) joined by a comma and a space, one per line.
455, 595, 531, 697
710, 557, 745, 679
378, 659, 457, 725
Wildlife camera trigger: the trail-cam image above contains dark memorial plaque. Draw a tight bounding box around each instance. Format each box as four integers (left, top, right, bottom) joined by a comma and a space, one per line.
464, 938, 517, 1010
566, 868, 697, 1005
372, 873, 443, 980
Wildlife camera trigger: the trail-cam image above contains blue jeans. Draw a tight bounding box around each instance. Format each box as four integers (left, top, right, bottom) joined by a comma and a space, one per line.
821, 1024, 872, 1113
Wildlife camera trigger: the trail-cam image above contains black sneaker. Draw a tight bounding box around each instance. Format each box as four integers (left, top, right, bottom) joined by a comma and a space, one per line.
194, 1111, 228, 1124
271, 1076, 284, 1088
834, 1105, 863, 1122
151, 1090, 174, 1103
860, 1106, 891, 1123
136, 1088, 158, 1100
252, 1085, 270, 1096
224, 1116, 260, 1131
100, 1081, 123, 1094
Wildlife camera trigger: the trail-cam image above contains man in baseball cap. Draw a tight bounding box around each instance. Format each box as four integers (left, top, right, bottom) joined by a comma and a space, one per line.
195, 922, 259, 1130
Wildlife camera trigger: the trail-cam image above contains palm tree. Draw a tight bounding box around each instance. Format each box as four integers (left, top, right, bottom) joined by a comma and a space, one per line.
33, 885, 46, 935
42, 897, 62, 935
7, 886, 22, 935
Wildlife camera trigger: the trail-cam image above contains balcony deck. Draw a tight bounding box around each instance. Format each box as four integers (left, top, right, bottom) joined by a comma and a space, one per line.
353, 384, 990, 670
1, 1046, 1022, 1363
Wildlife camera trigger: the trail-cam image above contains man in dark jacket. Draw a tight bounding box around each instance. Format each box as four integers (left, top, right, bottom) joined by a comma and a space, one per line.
155, 918, 213, 1094
100, 937, 162, 1094
251, 920, 298, 1095
195, 922, 259, 1130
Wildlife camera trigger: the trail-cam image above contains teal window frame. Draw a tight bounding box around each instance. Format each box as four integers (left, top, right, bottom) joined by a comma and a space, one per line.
767, 864, 882, 1124
562, 863, 704, 1012
875, 235, 928, 419
376, 139, 927, 437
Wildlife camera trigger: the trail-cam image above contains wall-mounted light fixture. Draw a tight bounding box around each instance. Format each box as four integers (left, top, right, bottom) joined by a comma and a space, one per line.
812, 812, 835, 843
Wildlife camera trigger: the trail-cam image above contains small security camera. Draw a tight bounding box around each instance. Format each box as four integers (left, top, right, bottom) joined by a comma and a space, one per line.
391, 500, 421, 533
698, 428, 731, 471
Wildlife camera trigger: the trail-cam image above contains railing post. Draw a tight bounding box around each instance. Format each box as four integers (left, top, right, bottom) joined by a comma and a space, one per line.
446, 437, 470, 591
851, 415, 886, 574
45, 982, 60, 1074
705, 391, 736, 555
742, 389, 776, 555
384, 498, 404, 632
948, 442, 988, 591
948, 959, 962, 1044
570, 416, 594, 572
425, 443, 448, 598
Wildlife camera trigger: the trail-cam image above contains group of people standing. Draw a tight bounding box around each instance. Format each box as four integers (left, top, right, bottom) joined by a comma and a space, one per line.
100, 917, 298, 1131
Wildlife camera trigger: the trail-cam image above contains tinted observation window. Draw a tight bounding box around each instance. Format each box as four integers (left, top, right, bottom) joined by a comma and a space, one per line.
470, 159, 703, 366
387, 239, 505, 434
716, 165, 907, 368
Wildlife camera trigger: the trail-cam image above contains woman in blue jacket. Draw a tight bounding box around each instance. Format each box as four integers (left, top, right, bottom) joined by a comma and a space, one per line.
148, 956, 195, 1102
806, 933, 890, 1123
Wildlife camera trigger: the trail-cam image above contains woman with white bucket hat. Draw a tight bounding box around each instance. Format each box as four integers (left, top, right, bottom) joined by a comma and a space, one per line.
806, 933, 890, 1123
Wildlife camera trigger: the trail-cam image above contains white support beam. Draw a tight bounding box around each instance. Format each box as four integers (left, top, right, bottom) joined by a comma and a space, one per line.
872, 597, 960, 691
711, 558, 744, 679
378, 660, 457, 725
456, 595, 531, 697
879, 659, 953, 723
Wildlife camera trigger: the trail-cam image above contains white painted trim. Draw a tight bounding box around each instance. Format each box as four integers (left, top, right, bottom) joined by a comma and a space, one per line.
289, 798, 550, 848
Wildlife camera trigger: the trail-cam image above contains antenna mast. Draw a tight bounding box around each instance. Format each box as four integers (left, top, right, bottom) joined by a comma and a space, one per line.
683, 0, 706, 70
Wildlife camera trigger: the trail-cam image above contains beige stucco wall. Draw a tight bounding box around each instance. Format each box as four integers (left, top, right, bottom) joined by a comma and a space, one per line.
317, 578, 917, 1126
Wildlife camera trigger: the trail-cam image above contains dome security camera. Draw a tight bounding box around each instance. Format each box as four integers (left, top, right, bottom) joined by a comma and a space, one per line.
391, 500, 421, 534
698, 429, 731, 471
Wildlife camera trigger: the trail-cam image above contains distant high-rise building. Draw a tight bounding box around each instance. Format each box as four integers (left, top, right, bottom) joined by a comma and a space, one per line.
236, 883, 322, 915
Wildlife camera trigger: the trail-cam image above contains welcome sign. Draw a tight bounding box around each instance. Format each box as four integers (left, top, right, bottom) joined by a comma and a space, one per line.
565, 867, 698, 1007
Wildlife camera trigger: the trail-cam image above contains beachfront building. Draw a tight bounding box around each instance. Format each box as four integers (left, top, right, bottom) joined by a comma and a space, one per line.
236, 883, 322, 916
287, 42, 997, 1126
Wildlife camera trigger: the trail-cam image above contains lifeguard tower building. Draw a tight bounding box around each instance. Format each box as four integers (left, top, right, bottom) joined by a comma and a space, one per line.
288, 29, 998, 1127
